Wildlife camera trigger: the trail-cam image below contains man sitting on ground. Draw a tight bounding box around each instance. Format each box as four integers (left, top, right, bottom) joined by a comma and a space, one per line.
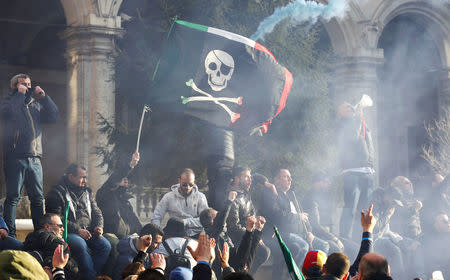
23, 213, 79, 279
46, 164, 111, 279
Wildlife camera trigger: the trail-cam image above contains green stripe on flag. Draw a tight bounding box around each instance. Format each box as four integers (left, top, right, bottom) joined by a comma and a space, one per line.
274, 226, 306, 280
175, 19, 208, 32
63, 201, 70, 242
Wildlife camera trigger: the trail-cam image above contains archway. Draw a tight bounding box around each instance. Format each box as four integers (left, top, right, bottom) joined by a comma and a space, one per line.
377, 14, 442, 186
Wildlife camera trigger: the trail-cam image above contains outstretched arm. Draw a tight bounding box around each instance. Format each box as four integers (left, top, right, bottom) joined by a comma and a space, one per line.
349, 204, 376, 277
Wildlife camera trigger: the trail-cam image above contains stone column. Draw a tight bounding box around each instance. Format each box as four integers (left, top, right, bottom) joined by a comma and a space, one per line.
61, 19, 124, 192
438, 71, 450, 115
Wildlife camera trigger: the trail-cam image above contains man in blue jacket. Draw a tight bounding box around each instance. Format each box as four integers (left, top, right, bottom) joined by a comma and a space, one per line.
0, 73, 58, 237
0, 216, 23, 251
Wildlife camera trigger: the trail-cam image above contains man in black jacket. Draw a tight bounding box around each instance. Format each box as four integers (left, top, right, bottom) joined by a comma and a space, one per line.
23, 213, 79, 279
1, 73, 59, 237
45, 164, 111, 279
96, 151, 141, 239
226, 166, 270, 275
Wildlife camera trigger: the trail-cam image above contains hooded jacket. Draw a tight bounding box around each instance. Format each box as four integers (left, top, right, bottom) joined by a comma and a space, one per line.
113, 234, 151, 280
150, 184, 208, 237
45, 177, 104, 234
0, 250, 49, 280
0, 90, 58, 159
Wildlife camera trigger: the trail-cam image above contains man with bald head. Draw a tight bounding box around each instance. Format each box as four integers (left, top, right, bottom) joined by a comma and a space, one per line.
358, 253, 391, 280
151, 168, 208, 237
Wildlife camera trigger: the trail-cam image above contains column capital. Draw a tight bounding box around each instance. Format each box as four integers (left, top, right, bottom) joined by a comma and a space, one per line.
60, 24, 124, 60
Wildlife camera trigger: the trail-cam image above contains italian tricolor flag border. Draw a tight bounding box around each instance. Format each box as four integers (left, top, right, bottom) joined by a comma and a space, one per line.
174, 19, 293, 133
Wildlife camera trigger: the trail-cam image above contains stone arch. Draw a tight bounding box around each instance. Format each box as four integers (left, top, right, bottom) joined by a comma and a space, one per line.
317, 1, 366, 56
372, 1, 450, 68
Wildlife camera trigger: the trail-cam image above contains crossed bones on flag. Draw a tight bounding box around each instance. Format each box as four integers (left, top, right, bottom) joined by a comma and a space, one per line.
181, 79, 243, 123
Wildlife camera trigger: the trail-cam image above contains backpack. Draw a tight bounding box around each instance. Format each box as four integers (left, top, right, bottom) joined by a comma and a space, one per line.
162, 238, 191, 277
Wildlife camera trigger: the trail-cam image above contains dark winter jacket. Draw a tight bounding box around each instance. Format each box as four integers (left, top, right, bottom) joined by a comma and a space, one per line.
96, 164, 141, 239
113, 234, 151, 280
337, 116, 374, 170
23, 230, 68, 262
45, 177, 104, 234
204, 199, 234, 249
259, 187, 307, 240
23, 229, 79, 279
226, 188, 256, 244
0, 90, 58, 159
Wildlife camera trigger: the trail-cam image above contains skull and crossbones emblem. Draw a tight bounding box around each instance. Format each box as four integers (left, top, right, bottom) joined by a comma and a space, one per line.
182, 49, 243, 123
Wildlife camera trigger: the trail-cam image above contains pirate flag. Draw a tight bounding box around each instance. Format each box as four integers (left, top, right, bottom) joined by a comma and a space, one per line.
154, 19, 293, 133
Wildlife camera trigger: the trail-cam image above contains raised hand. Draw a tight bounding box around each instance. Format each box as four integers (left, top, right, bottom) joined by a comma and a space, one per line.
255, 216, 266, 231
187, 233, 213, 263
52, 244, 69, 269
361, 204, 376, 232
150, 253, 166, 271
33, 86, 45, 99
246, 216, 257, 232
217, 242, 230, 269
130, 151, 140, 168
137, 234, 152, 252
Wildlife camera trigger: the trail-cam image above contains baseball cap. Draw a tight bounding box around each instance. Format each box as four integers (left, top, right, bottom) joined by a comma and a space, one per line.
302, 250, 327, 276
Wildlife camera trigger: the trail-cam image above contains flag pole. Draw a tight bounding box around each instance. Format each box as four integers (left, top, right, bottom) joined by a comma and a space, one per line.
152, 15, 178, 81
63, 201, 70, 241
274, 226, 306, 280
136, 105, 151, 153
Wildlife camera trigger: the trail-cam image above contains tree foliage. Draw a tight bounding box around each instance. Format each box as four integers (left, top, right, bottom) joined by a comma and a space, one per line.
422, 110, 450, 175
97, 0, 336, 190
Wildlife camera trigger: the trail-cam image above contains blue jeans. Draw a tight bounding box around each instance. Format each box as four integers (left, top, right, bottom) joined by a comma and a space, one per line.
340, 172, 374, 240
3, 157, 44, 237
67, 233, 112, 279
0, 236, 24, 251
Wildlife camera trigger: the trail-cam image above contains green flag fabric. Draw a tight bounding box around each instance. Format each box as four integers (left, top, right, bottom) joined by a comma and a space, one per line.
274, 226, 306, 280
63, 201, 70, 241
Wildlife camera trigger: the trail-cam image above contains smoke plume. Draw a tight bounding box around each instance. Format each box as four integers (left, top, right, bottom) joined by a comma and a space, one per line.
251, 0, 351, 41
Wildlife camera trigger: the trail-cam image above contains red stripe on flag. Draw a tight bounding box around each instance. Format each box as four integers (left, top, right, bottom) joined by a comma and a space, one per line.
275, 67, 293, 117
254, 43, 277, 62
262, 67, 293, 133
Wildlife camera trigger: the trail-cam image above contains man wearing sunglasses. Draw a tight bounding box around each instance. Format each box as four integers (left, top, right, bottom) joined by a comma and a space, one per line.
151, 168, 209, 237
23, 213, 79, 279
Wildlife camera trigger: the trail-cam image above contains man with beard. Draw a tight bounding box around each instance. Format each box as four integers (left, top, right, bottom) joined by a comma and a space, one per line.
226, 166, 270, 275
151, 168, 208, 237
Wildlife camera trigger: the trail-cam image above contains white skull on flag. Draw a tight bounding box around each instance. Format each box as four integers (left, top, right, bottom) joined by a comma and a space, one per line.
204, 50, 235, 91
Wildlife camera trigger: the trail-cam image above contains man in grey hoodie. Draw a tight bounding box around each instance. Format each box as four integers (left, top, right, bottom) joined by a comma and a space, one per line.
151, 168, 209, 237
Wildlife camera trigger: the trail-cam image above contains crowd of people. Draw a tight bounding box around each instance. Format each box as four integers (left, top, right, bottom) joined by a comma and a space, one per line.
0, 74, 448, 280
